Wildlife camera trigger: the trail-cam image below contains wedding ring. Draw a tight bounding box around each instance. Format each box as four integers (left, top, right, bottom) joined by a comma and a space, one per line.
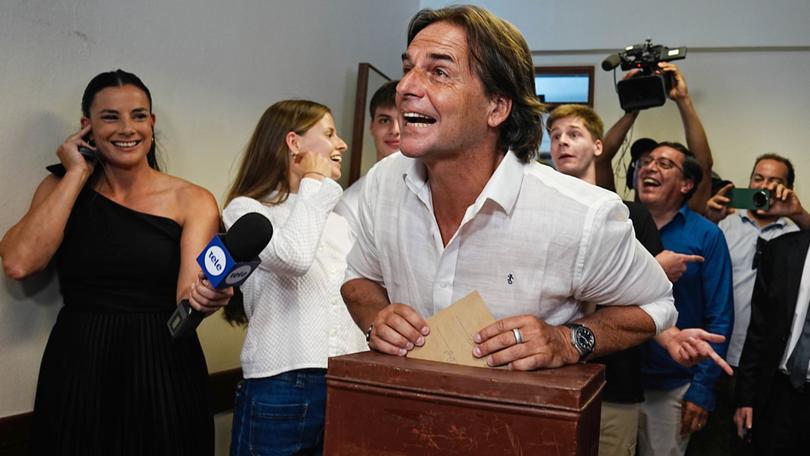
512, 328, 523, 345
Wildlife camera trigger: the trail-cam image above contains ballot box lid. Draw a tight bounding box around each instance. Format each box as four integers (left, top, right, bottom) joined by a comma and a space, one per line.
327, 351, 604, 412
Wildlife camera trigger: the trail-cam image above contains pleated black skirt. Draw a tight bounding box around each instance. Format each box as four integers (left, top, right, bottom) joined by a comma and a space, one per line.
31, 188, 213, 455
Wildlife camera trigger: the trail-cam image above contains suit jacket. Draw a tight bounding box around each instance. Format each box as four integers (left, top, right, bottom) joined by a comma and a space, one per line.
735, 230, 810, 409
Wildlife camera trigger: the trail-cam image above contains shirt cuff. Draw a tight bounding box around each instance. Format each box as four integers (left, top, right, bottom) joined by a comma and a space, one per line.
684, 381, 716, 411
639, 296, 678, 335
343, 266, 364, 285
299, 177, 343, 211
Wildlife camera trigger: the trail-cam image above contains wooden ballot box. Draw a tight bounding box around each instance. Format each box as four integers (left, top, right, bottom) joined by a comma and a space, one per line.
324, 351, 605, 455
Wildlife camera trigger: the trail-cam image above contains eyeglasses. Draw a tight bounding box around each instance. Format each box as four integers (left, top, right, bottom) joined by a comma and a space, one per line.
638, 155, 684, 173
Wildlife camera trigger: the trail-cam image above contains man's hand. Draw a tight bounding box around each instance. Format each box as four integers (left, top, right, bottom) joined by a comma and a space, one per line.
658, 328, 733, 375
757, 182, 810, 229
367, 303, 429, 356
705, 183, 736, 223
659, 62, 689, 101
655, 250, 704, 282
734, 407, 753, 440
472, 315, 579, 370
622, 68, 641, 81
681, 400, 709, 435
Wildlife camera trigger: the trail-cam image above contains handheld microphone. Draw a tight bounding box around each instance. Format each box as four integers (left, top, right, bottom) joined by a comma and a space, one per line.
167, 212, 273, 338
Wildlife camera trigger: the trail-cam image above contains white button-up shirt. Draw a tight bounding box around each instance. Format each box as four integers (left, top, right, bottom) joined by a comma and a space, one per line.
224, 178, 366, 379
345, 151, 676, 332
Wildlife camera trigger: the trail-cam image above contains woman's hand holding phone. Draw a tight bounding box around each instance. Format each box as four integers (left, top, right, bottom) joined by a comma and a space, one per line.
57, 124, 97, 176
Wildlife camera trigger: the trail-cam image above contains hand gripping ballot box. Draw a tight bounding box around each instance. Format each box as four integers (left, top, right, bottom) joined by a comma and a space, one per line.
324, 351, 604, 455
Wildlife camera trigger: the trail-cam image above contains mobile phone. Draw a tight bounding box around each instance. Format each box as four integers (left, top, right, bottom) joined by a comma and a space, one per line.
77, 133, 97, 159
45, 133, 97, 176
728, 188, 770, 211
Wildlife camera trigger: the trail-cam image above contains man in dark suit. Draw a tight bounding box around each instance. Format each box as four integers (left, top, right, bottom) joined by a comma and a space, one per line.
735, 228, 810, 454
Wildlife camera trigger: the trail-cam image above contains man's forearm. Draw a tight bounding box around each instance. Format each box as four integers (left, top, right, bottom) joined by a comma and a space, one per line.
341, 278, 390, 331
677, 97, 712, 169
577, 305, 656, 357
677, 97, 713, 213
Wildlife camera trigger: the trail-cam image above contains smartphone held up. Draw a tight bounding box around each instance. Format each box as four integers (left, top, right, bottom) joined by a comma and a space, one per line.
727, 188, 770, 211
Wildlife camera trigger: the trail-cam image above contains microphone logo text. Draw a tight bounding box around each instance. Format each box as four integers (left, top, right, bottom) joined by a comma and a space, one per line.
204, 246, 227, 276
225, 265, 253, 286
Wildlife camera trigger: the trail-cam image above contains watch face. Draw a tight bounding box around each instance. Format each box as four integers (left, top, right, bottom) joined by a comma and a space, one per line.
571, 325, 595, 356
575, 328, 595, 351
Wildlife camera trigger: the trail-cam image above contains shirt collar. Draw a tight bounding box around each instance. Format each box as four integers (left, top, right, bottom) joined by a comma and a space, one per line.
476, 150, 523, 215
660, 202, 689, 231
402, 155, 430, 208
402, 150, 525, 215
738, 211, 789, 230
675, 201, 690, 221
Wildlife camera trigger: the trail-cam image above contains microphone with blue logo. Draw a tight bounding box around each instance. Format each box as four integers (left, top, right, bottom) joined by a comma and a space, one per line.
167, 212, 273, 338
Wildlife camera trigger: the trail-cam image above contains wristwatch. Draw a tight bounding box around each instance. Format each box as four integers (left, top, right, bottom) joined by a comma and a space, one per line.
364, 324, 374, 343
564, 323, 595, 362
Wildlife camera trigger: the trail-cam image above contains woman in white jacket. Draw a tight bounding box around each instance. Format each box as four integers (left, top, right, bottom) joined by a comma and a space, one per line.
223, 100, 366, 456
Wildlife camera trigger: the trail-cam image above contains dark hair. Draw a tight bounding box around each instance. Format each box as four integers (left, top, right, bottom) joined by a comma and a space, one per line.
752, 153, 795, 188
82, 69, 160, 171
222, 99, 331, 326
654, 141, 703, 201
407, 5, 545, 163
630, 137, 658, 161
369, 80, 398, 119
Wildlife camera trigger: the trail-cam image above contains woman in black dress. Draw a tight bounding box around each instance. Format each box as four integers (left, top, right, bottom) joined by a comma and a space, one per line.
0, 70, 232, 455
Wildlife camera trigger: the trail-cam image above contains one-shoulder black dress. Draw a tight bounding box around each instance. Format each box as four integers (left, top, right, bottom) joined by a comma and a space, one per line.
31, 188, 213, 455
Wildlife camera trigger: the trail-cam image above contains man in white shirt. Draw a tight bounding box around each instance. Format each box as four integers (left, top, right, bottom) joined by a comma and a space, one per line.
341, 5, 677, 370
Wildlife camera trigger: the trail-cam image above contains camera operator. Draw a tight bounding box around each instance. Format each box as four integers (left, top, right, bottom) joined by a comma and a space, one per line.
596, 63, 714, 216
691, 154, 809, 453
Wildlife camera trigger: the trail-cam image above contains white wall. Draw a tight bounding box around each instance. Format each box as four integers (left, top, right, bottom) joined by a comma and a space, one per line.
421, 0, 810, 201
0, 0, 419, 425
534, 49, 810, 200
422, 0, 809, 48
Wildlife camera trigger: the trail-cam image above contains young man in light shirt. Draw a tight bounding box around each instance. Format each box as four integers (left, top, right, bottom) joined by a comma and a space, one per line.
335, 80, 399, 236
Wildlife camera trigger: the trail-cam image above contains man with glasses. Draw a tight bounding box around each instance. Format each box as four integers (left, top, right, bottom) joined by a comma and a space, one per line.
636, 142, 734, 456
595, 63, 714, 216
701, 154, 809, 452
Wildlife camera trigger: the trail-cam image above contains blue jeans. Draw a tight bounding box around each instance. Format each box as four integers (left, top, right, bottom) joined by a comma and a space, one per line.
230, 369, 326, 456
